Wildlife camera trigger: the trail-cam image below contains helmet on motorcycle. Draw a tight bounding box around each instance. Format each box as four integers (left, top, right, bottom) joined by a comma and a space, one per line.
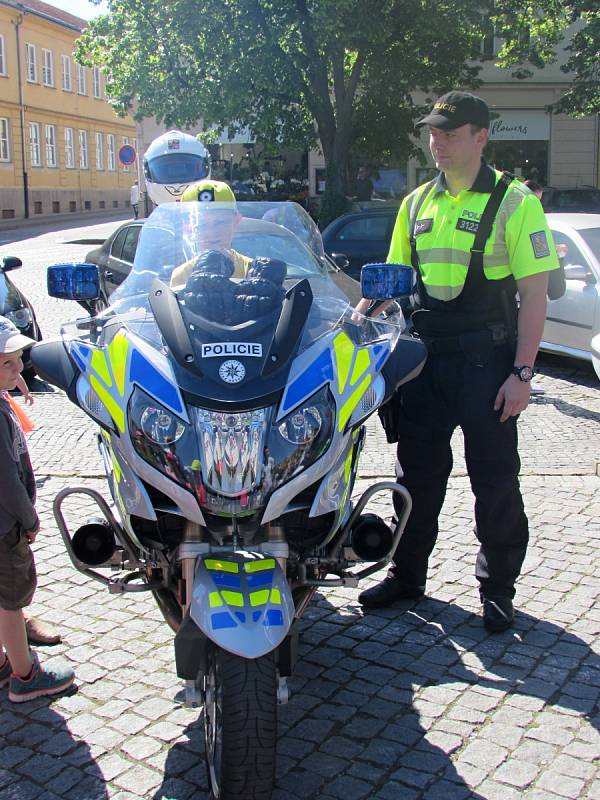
181, 179, 236, 206
143, 130, 210, 205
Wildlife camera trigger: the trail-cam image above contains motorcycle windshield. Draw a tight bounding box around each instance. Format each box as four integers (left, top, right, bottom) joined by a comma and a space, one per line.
105, 202, 402, 406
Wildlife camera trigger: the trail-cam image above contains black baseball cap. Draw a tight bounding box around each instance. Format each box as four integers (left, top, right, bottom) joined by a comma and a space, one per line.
416, 91, 490, 130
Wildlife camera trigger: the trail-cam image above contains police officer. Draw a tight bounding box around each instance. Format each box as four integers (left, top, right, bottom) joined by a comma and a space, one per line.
356, 91, 559, 631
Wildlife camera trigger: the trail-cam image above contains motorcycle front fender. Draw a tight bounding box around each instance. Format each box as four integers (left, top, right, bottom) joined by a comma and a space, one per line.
189, 552, 295, 659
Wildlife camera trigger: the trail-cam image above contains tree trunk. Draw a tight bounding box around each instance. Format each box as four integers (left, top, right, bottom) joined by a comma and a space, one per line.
317, 132, 351, 229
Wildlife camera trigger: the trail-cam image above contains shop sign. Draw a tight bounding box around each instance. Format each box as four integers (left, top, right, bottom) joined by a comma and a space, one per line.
489, 110, 550, 141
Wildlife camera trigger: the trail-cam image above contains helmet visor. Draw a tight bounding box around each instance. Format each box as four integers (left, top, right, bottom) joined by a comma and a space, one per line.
144, 153, 210, 184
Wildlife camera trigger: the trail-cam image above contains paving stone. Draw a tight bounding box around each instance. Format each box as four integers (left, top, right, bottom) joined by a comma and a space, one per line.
535, 770, 587, 798
494, 759, 540, 788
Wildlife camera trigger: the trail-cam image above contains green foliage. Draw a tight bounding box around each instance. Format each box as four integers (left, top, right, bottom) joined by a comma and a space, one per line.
76, 0, 486, 220
196, 130, 220, 146
493, 0, 599, 117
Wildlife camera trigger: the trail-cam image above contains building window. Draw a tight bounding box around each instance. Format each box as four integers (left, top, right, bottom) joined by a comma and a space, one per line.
0, 118, 10, 162
79, 129, 88, 169
93, 67, 102, 99
64, 127, 75, 168
61, 55, 72, 91
480, 1, 499, 58
25, 43, 37, 82
42, 48, 54, 86
0, 35, 6, 76
107, 133, 116, 170
77, 63, 87, 95
45, 124, 57, 167
95, 132, 104, 170
29, 122, 41, 166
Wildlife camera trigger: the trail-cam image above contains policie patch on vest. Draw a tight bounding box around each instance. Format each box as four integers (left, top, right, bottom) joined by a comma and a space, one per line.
414, 218, 433, 235
530, 230, 550, 259
456, 217, 480, 234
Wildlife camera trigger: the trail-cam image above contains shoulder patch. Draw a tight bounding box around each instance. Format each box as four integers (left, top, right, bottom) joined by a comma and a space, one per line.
530, 230, 550, 259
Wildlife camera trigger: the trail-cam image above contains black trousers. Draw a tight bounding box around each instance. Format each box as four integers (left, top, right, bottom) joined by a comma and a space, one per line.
390, 343, 529, 599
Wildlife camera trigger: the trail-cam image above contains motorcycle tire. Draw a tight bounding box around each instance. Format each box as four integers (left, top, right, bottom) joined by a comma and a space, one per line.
204, 645, 277, 800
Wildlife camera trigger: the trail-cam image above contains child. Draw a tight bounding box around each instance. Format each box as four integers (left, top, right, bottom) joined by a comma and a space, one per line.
0, 316, 74, 702
7, 373, 35, 433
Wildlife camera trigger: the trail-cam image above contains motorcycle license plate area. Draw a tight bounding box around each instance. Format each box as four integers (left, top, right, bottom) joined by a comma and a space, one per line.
190, 553, 295, 658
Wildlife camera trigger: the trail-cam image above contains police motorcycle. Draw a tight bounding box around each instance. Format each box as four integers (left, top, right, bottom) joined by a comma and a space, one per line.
32, 201, 426, 800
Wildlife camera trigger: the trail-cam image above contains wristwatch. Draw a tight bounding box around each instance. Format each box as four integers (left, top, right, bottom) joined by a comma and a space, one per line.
512, 365, 535, 382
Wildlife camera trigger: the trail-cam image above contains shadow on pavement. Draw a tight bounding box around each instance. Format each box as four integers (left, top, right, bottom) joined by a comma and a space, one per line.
530, 392, 600, 421
0, 213, 128, 247
0, 696, 109, 799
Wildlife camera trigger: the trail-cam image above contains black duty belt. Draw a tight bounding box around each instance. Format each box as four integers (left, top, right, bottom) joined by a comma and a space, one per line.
420, 322, 510, 362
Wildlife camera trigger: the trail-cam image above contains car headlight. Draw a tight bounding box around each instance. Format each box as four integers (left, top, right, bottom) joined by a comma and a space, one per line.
129, 387, 196, 487
6, 307, 33, 329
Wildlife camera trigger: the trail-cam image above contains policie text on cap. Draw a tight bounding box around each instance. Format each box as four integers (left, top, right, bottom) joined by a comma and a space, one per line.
417, 91, 490, 131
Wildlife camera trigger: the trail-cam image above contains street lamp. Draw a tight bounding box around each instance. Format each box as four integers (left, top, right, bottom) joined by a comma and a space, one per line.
229, 153, 234, 183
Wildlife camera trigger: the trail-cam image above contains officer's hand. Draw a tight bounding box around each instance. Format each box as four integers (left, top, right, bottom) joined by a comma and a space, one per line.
494, 375, 531, 423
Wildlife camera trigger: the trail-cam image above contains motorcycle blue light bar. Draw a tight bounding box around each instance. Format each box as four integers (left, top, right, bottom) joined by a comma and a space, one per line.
360, 263, 413, 299
47, 263, 100, 301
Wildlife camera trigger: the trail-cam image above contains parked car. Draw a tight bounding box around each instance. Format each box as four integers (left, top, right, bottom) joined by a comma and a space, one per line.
83, 220, 144, 310
542, 188, 600, 214
321, 207, 398, 281
541, 213, 600, 366
591, 332, 600, 381
0, 256, 43, 377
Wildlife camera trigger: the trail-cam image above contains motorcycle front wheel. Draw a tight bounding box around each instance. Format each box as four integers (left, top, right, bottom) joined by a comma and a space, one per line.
204, 645, 277, 800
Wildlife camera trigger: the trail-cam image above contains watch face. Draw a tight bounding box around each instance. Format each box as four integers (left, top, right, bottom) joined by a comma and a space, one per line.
516, 366, 534, 382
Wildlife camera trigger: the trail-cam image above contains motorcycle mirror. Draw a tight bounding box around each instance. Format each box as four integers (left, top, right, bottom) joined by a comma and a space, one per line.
1, 256, 23, 272
47, 263, 101, 301
360, 263, 413, 299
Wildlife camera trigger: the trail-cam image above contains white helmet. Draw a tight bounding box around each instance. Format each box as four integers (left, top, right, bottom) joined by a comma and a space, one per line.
143, 130, 211, 205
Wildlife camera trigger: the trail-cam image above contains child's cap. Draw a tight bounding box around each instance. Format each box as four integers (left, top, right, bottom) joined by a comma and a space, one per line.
0, 316, 37, 354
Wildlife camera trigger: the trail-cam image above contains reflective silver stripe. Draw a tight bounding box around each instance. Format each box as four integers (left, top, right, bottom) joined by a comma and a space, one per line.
425, 284, 463, 301
417, 247, 511, 269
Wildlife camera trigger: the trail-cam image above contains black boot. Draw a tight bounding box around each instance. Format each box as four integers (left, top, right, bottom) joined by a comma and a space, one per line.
482, 596, 514, 632
358, 577, 425, 609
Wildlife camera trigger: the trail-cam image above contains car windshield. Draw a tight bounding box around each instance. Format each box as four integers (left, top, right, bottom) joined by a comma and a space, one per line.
578, 227, 600, 260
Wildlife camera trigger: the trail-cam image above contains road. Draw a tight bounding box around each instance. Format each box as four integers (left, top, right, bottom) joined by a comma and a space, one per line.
0, 219, 598, 800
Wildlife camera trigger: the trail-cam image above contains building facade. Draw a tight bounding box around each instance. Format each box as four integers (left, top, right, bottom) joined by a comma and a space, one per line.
0, 0, 138, 221
308, 25, 600, 199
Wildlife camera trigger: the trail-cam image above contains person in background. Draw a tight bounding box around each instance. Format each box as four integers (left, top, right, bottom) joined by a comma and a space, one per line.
524, 178, 543, 201
0, 317, 74, 701
130, 180, 140, 220
355, 166, 374, 201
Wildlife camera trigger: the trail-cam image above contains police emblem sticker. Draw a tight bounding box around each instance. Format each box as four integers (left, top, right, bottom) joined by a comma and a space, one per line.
219, 360, 246, 384
530, 230, 550, 259
414, 218, 433, 235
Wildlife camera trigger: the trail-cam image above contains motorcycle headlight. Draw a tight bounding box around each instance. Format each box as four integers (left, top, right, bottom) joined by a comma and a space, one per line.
191, 407, 271, 497
267, 386, 334, 490
129, 387, 196, 487
140, 405, 186, 445
6, 307, 33, 329
278, 405, 323, 445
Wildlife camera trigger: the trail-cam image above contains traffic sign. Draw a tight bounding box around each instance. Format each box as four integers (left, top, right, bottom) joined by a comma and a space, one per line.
118, 144, 137, 166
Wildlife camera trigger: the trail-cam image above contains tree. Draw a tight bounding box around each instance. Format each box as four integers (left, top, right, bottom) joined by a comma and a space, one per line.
492, 0, 599, 118
76, 0, 484, 225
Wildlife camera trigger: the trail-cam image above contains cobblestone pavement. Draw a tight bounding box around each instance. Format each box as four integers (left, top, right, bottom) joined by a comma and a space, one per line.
0, 223, 599, 800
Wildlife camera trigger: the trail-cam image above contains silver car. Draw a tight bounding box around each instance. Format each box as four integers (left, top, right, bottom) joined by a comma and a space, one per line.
540, 213, 600, 365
